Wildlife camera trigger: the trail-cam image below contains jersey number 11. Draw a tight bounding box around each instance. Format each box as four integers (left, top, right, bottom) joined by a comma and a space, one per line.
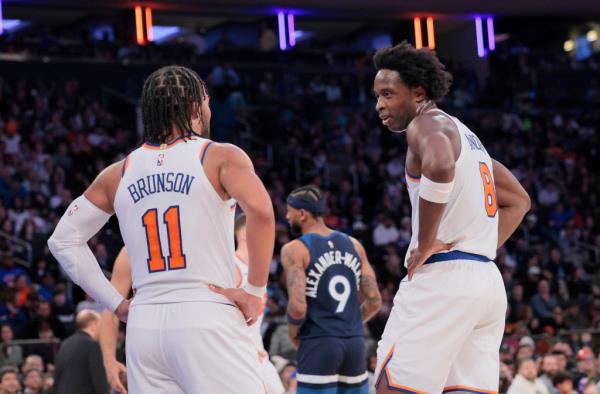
142, 205, 187, 273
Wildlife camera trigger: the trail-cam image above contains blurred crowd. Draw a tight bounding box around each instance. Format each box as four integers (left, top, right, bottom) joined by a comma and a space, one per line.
0, 43, 599, 393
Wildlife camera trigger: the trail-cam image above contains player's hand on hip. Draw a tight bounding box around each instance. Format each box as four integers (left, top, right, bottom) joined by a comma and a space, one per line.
115, 299, 131, 323
407, 240, 453, 281
105, 360, 128, 394
209, 285, 262, 326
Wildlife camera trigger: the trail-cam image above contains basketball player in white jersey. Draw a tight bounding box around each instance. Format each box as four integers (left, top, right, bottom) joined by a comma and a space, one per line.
371, 42, 531, 393
98, 219, 285, 394
48, 65, 275, 393
234, 214, 285, 394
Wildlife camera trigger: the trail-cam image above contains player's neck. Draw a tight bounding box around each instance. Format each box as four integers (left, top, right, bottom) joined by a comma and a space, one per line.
302, 221, 331, 237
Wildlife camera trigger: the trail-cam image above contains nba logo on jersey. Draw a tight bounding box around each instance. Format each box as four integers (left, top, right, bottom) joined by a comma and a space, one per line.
67, 204, 79, 216
157, 153, 165, 166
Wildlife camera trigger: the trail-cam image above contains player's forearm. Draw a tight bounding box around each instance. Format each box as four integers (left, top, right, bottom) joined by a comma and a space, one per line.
245, 206, 275, 287
47, 197, 124, 312
287, 300, 307, 320
99, 310, 120, 365
497, 203, 529, 248
359, 274, 382, 322
360, 299, 381, 322
417, 199, 448, 250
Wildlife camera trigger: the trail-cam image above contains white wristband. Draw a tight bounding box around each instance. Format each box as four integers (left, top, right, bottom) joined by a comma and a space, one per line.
244, 283, 266, 299
419, 175, 455, 203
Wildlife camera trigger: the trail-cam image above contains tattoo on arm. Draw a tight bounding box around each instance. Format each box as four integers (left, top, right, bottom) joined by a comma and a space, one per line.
282, 246, 307, 315
359, 274, 381, 320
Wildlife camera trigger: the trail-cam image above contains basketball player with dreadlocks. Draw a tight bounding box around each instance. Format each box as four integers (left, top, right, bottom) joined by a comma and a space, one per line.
372, 43, 531, 393
48, 65, 275, 393
281, 185, 382, 394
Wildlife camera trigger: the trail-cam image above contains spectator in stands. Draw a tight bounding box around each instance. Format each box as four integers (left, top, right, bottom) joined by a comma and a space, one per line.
50, 289, 74, 334
258, 21, 277, 52
279, 361, 297, 394
372, 217, 399, 247
0, 325, 22, 367
268, 320, 298, 362
20, 355, 44, 375
53, 310, 107, 394
584, 382, 600, 394
22, 369, 42, 394
0, 366, 21, 394
507, 358, 549, 394
20, 301, 65, 340
540, 353, 559, 393
553, 372, 576, 394
575, 347, 596, 387
75, 293, 103, 315
530, 279, 560, 319
0, 256, 29, 288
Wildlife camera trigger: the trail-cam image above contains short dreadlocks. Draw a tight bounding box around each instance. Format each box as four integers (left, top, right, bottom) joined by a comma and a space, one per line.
141, 65, 209, 144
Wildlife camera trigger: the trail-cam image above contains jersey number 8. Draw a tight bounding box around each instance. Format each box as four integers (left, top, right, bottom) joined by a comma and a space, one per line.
479, 162, 498, 218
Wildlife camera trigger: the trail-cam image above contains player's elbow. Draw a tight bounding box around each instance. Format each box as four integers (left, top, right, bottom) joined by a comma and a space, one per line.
245, 199, 275, 228
512, 187, 531, 217
47, 231, 63, 256
367, 295, 383, 316
519, 191, 531, 214
288, 302, 307, 319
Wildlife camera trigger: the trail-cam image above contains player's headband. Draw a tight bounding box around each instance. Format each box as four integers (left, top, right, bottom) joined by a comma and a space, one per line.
286, 195, 325, 215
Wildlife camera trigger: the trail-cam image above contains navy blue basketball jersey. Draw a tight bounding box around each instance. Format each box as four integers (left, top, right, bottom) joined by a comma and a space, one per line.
298, 231, 363, 339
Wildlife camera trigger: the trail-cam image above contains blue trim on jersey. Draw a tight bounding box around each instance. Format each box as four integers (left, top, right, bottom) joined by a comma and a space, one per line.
442, 388, 492, 394
121, 155, 129, 178
405, 170, 421, 179
200, 142, 213, 164
425, 251, 491, 264
299, 233, 313, 250
144, 135, 196, 147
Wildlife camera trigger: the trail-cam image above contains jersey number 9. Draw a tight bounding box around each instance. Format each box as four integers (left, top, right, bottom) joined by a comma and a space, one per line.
329, 275, 351, 313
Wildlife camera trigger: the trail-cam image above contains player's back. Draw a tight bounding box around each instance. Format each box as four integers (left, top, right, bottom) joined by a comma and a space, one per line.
405, 111, 499, 263
114, 136, 236, 305
298, 231, 363, 339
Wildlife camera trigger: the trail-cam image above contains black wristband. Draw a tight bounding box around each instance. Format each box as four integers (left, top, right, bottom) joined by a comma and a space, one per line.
286, 312, 305, 326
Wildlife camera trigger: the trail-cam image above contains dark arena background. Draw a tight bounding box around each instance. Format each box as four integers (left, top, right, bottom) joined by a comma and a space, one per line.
0, 0, 599, 393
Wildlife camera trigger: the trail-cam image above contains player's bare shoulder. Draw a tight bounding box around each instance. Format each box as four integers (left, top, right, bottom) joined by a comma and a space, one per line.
281, 239, 309, 266
202, 142, 256, 199
406, 111, 460, 159
84, 158, 127, 214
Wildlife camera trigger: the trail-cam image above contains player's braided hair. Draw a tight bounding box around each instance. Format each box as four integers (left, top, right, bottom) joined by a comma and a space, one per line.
141, 65, 209, 144
288, 185, 324, 218
373, 41, 453, 102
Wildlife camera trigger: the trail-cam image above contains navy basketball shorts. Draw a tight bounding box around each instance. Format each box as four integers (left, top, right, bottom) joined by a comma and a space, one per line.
297, 336, 368, 394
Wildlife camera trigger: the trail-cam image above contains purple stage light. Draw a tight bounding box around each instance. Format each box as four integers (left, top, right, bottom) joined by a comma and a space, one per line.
287, 14, 295, 47
487, 17, 495, 51
475, 17, 485, 58
278, 12, 287, 50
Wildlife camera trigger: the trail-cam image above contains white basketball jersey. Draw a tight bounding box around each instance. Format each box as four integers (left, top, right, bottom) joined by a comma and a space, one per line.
405, 112, 499, 263
234, 254, 266, 351
114, 136, 237, 306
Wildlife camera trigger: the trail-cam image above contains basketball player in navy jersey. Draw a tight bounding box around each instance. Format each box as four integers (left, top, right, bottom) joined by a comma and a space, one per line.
281, 185, 382, 394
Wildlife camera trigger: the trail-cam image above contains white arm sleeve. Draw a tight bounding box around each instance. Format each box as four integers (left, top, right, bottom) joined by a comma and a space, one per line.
47, 195, 125, 312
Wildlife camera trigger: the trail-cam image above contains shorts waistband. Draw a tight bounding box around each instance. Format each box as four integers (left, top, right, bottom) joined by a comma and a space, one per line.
425, 251, 492, 264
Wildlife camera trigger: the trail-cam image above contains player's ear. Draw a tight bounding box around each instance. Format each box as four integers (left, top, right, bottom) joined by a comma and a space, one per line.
191, 102, 201, 119
412, 86, 427, 103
